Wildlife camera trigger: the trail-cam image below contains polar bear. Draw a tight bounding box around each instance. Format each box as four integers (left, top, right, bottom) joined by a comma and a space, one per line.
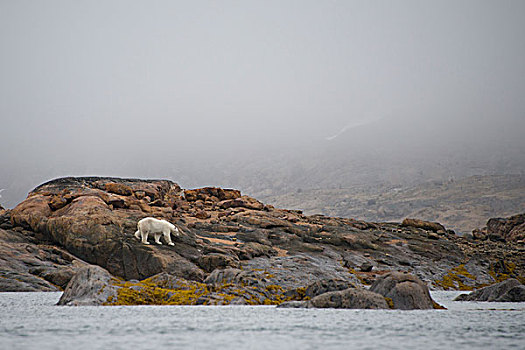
134, 217, 181, 246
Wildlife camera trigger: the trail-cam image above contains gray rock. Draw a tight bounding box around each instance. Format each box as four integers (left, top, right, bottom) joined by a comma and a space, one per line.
370, 271, 435, 309
0, 227, 86, 292
57, 265, 118, 306
277, 301, 309, 308
304, 279, 353, 299
204, 268, 248, 285
454, 279, 524, 302
307, 288, 389, 309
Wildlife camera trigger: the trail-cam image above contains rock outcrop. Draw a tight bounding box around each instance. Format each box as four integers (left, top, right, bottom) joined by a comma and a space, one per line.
454, 279, 525, 302
401, 218, 447, 234
0, 210, 87, 292
10, 177, 203, 282
369, 272, 436, 309
306, 288, 389, 309
2, 176, 524, 305
58, 265, 119, 306
472, 213, 525, 243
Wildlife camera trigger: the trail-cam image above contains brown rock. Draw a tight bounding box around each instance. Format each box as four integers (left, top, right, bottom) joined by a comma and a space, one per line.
486, 214, 525, 242
107, 194, 126, 209
149, 199, 166, 207
401, 218, 446, 233
10, 194, 51, 231
472, 228, 487, 240
105, 183, 133, 196
194, 210, 211, 220
10, 177, 205, 282
217, 196, 264, 210
49, 196, 68, 211
134, 190, 146, 199
237, 242, 276, 260
184, 187, 241, 202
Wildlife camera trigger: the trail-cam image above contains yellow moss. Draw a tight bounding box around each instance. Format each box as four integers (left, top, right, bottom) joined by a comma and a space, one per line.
348, 268, 370, 285
432, 300, 447, 310
106, 278, 209, 306
433, 264, 476, 291
488, 261, 521, 284
266, 284, 284, 293
451, 265, 476, 280
263, 270, 275, 278
384, 297, 395, 309
295, 287, 306, 299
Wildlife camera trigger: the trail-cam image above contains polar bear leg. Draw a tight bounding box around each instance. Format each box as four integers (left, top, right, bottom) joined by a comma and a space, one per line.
141, 229, 150, 245
163, 229, 174, 246
134, 230, 141, 240
154, 232, 162, 245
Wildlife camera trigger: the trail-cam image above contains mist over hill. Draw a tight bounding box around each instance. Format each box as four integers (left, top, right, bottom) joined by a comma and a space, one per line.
2, 114, 523, 220
1, 1, 524, 228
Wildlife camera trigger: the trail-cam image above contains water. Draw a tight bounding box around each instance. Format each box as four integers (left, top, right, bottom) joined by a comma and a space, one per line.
0, 291, 523, 350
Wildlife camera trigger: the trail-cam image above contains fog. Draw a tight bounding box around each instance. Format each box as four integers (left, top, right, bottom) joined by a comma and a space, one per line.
1, 0, 525, 208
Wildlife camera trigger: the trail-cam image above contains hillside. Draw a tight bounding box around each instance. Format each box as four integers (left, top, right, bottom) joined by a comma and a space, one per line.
261, 174, 525, 234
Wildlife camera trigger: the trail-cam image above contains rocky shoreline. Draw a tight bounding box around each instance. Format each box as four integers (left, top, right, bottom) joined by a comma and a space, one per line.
1, 177, 523, 307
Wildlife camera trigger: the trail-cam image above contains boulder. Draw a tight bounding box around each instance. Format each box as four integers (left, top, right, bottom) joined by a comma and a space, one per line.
402, 218, 446, 233
454, 279, 525, 302
105, 183, 133, 196
307, 288, 389, 309
486, 214, 525, 242
184, 187, 241, 202
304, 278, 353, 299
58, 265, 119, 306
217, 196, 264, 211
370, 272, 436, 309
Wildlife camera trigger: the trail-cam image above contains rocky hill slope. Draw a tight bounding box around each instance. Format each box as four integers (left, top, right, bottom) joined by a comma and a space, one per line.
0, 177, 523, 305
261, 174, 525, 234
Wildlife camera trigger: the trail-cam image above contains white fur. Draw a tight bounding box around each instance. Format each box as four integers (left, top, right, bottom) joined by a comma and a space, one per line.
134, 217, 180, 246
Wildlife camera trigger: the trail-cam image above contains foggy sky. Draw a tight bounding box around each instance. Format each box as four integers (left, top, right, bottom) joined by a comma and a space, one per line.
1, 0, 525, 207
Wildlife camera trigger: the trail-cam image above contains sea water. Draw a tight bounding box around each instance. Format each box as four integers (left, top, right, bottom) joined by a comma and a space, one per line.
0, 291, 523, 350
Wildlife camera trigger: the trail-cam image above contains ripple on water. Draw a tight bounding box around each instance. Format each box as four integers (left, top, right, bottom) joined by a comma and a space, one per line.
0, 292, 523, 350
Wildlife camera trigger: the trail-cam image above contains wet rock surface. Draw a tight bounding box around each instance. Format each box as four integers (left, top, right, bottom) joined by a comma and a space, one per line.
58, 265, 119, 306
454, 278, 525, 302
1, 176, 524, 307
